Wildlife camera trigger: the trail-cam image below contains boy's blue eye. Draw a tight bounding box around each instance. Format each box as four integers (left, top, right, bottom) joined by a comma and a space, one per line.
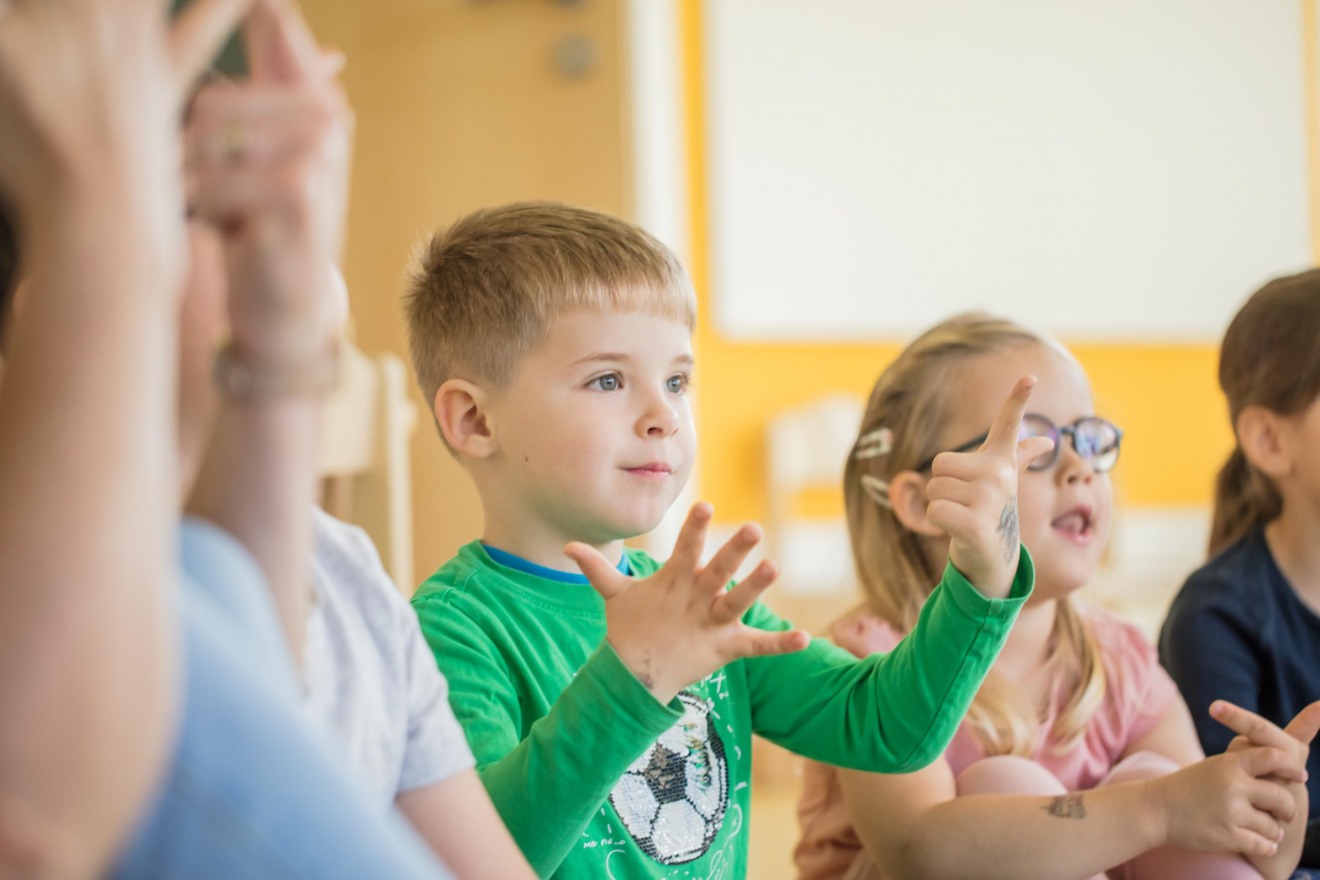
666, 374, 688, 394
588, 373, 621, 392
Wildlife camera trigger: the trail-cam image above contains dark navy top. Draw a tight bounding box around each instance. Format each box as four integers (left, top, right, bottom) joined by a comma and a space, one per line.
1159, 527, 1320, 869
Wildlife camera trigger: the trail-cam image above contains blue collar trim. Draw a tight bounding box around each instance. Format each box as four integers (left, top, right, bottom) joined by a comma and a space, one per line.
482, 544, 631, 584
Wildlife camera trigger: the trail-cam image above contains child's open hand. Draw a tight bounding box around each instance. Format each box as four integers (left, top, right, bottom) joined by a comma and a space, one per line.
566, 503, 810, 704
927, 376, 1055, 598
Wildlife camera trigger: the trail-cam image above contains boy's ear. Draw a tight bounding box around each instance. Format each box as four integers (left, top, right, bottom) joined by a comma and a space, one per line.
435, 378, 497, 459
887, 470, 945, 538
1237, 405, 1292, 479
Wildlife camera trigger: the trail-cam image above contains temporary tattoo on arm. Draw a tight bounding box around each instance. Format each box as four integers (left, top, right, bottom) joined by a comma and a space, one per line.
997, 498, 1019, 567
1042, 794, 1086, 819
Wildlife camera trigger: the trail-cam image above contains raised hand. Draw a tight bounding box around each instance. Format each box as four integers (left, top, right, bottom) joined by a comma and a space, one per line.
0, 0, 250, 246
926, 376, 1055, 598
565, 503, 810, 704
185, 0, 352, 366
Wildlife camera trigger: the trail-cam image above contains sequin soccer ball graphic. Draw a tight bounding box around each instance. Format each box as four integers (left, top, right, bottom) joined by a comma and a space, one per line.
609, 692, 729, 865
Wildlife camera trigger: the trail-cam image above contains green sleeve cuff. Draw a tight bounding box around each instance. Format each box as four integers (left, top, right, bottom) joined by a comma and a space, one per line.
575, 641, 684, 736
940, 545, 1035, 621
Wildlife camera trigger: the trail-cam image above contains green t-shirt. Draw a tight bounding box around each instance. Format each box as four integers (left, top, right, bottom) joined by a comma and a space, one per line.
412, 542, 1033, 879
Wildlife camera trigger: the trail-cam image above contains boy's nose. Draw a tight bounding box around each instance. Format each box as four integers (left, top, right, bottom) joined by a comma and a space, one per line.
639, 396, 680, 438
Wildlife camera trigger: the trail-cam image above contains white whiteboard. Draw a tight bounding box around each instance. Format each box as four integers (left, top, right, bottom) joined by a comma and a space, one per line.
705, 1, 1312, 341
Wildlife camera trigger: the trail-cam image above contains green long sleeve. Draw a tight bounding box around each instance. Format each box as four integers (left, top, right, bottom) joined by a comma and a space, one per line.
745, 552, 1034, 772
412, 541, 1032, 878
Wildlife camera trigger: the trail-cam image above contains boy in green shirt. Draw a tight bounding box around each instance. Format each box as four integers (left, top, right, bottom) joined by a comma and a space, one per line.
405, 202, 1051, 879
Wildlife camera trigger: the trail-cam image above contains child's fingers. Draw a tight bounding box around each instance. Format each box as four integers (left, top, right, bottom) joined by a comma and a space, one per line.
1212, 700, 1295, 754
245, 0, 320, 85
170, 0, 255, 91
728, 625, 809, 659
699, 523, 763, 593
1237, 745, 1307, 784
1283, 700, 1320, 746
925, 475, 982, 507
1231, 827, 1280, 859
925, 499, 978, 539
667, 502, 713, 574
712, 559, 778, 624
1015, 435, 1056, 473
928, 450, 981, 481
978, 375, 1037, 459
320, 48, 346, 77
1238, 806, 1284, 848
564, 542, 630, 600
190, 83, 335, 122
1247, 778, 1297, 824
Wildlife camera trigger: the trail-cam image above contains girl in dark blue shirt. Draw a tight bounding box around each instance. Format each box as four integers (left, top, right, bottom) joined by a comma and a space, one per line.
1161, 270, 1320, 874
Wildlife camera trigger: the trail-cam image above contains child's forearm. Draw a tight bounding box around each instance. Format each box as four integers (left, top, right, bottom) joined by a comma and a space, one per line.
883, 783, 1164, 880
462, 643, 680, 876
187, 397, 324, 665
748, 554, 1031, 772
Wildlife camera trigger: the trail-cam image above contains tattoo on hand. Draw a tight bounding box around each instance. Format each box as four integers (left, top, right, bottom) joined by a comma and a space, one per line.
638, 651, 656, 691
997, 498, 1019, 567
1043, 794, 1086, 819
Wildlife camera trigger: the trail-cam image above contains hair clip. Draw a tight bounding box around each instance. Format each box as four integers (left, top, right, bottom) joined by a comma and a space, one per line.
854, 427, 894, 460
860, 474, 893, 509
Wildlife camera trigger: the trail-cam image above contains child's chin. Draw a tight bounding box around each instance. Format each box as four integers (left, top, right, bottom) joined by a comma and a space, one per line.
590, 511, 669, 544
1035, 560, 1095, 599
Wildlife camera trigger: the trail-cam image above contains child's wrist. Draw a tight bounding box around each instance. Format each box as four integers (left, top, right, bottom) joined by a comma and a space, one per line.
607, 637, 680, 706
1137, 777, 1172, 850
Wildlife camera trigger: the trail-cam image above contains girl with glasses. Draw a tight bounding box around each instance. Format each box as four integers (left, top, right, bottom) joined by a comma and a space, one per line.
794, 312, 1317, 880
1161, 272, 1320, 877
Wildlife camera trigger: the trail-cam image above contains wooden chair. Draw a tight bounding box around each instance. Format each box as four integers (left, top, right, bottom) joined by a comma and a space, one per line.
319, 342, 418, 595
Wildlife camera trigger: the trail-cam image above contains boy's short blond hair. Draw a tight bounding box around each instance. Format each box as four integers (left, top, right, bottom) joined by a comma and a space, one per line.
404, 202, 696, 405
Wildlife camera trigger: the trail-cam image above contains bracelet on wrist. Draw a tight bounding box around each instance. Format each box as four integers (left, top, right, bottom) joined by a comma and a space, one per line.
212, 339, 341, 400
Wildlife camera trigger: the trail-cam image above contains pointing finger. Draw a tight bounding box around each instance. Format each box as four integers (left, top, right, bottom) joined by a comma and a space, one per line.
1212, 700, 1294, 754
980, 375, 1037, 459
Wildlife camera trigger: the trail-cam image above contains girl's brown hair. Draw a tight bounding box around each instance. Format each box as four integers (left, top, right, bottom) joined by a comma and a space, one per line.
844, 313, 1105, 756
1209, 270, 1320, 557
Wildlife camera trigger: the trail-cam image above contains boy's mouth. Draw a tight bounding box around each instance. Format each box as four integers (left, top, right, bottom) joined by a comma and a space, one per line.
1051, 505, 1094, 545
624, 462, 673, 479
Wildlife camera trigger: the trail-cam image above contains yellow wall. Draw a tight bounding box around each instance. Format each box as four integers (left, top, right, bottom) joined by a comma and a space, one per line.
680, 0, 1319, 525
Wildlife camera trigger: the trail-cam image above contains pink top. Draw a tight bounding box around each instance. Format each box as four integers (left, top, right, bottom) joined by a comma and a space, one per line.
794, 603, 1179, 880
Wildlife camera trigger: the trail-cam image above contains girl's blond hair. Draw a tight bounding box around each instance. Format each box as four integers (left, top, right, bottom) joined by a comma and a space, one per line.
844, 313, 1106, 756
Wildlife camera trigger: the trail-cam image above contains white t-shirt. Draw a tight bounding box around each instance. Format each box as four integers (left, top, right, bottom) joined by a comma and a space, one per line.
303, 508, 474, 810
